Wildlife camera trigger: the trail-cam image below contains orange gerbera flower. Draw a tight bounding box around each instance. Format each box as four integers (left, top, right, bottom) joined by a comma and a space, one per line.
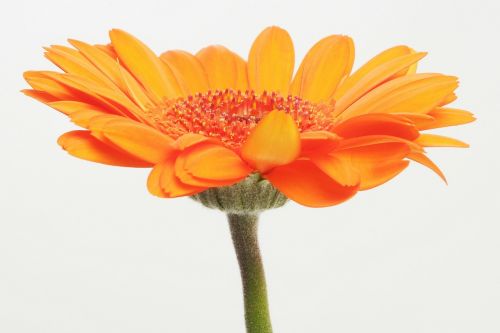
23, 27, 475, 333
23, 26, 474, 208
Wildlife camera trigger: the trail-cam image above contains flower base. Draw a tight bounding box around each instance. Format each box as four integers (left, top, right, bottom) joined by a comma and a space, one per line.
191, 173, 287, 214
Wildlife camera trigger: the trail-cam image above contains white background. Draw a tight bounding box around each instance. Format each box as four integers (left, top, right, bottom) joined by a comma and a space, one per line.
1, 0, 499, 332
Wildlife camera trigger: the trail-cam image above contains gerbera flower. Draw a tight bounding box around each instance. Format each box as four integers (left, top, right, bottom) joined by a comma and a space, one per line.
23, 27, 473, 208
23, 27, 474, 333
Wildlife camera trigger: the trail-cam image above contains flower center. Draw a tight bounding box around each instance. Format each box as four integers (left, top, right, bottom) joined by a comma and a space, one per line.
147, 90, 336, 149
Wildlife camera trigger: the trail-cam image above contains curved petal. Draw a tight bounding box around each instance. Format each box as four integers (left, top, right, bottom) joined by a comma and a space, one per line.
290, 35, 354, 102
393, 113, 434, 128
95, 44, 117, 58
300, 131, 340, 156
24, 71, 77, 101
247, 26, 294, 94
407, 152, 447, 183
332, 142, 411, 190
22, 89, 58, 103
38, 71, 138, 118
58, 74, 144, 119
69, 109, 112, 128
337, 135, 423, 153
339, 74, 458, 120
175, 143, 252, 187
334, 52, 426, 114
333, 113, 420, 140
88, 117, 175, 163
147, 161, 168, 197
416, 108, 475, 130
160, 50, 210, 95
116, 65, 155, 116
196, 46, 248, 91
337, 142, 410, 162
264, 159, 358, 207
173, 133, 219, 151
44, 45, 115, 87
310, 154, 360, 187
241, 110, 300, 172
415, 134, 469, 148
147, 158, 204, 198
334, 45, 425, 100
68, 39, 129, 92
335, 46, 417, 99
63, 43, 152, 112
48, 101, 102, 115
58, 130, 151, 167
357, 160, 409, 190
109, 29, 182, 101
439, 93, 457, 106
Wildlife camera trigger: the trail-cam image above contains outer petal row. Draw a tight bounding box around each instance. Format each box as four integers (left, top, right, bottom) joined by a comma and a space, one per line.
29, 27, 472, 209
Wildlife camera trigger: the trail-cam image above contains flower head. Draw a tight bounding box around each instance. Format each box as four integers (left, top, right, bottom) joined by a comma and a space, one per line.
23, 27, 474, 208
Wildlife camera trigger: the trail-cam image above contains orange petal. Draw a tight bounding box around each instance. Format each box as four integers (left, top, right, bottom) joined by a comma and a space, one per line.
196, 45, 248, 91
415, 134, 469, 148
148, 158, 204, 198
68, 39, 129, 92
264, 159, 358, 207
393, 113, 434, 128
233, 54, 249, 91
67, 42, 154, 113
407, 152, 447, 183
290, 35, 354, 102
22, 89, 58, 103
337, 135, 423, 153
40, 72, 137, 118
175, 143, 252, 186
161, 50, 210, 95
58, 130, 151, 167
417, 108, 475, 130
73, 41, 156, 114
333, 113, 420, 140
24, 71, 76, 100
67, 112, 108, 131
300, 131, 340, 156
109, 29, 182, 101
48, 101, 103, 115
95, 44, 117, 58
44, 45, 114, 87
241, 110, 300, 172
356, 160, 409, 190
89, 118, 175, 163
439, 92, 457, 106
310, 154, 360, 187
147, 161, 167, 197
58, 74, 143, 119
340, 74, 458, 120
334, 52, 426, 113
173, 133, 219, 151
116, 65, 155, 114
48, 45, 86, 60
337, 142, 410, 162
405, 48, 420, 75
333, 142, 411, 190
247, 26, 294, 94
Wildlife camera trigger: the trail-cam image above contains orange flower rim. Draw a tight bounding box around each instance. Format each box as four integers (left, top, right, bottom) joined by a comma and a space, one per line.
23, 26, 474, 207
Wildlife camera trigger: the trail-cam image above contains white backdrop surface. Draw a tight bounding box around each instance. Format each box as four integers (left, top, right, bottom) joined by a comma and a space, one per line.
1, 0, 499, 332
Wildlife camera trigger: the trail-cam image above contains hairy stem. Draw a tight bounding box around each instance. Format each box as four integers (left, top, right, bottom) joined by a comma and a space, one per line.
228, 213, 273, 333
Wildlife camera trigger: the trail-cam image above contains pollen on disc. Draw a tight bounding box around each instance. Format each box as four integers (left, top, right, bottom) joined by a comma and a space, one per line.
147, 90, 336, 149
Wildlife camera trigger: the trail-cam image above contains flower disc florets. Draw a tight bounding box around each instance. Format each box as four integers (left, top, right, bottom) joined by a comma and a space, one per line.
149, 89, 335, 149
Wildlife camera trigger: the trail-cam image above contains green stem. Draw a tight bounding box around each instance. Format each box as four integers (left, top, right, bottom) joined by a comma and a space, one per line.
228, 213, 273, 333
